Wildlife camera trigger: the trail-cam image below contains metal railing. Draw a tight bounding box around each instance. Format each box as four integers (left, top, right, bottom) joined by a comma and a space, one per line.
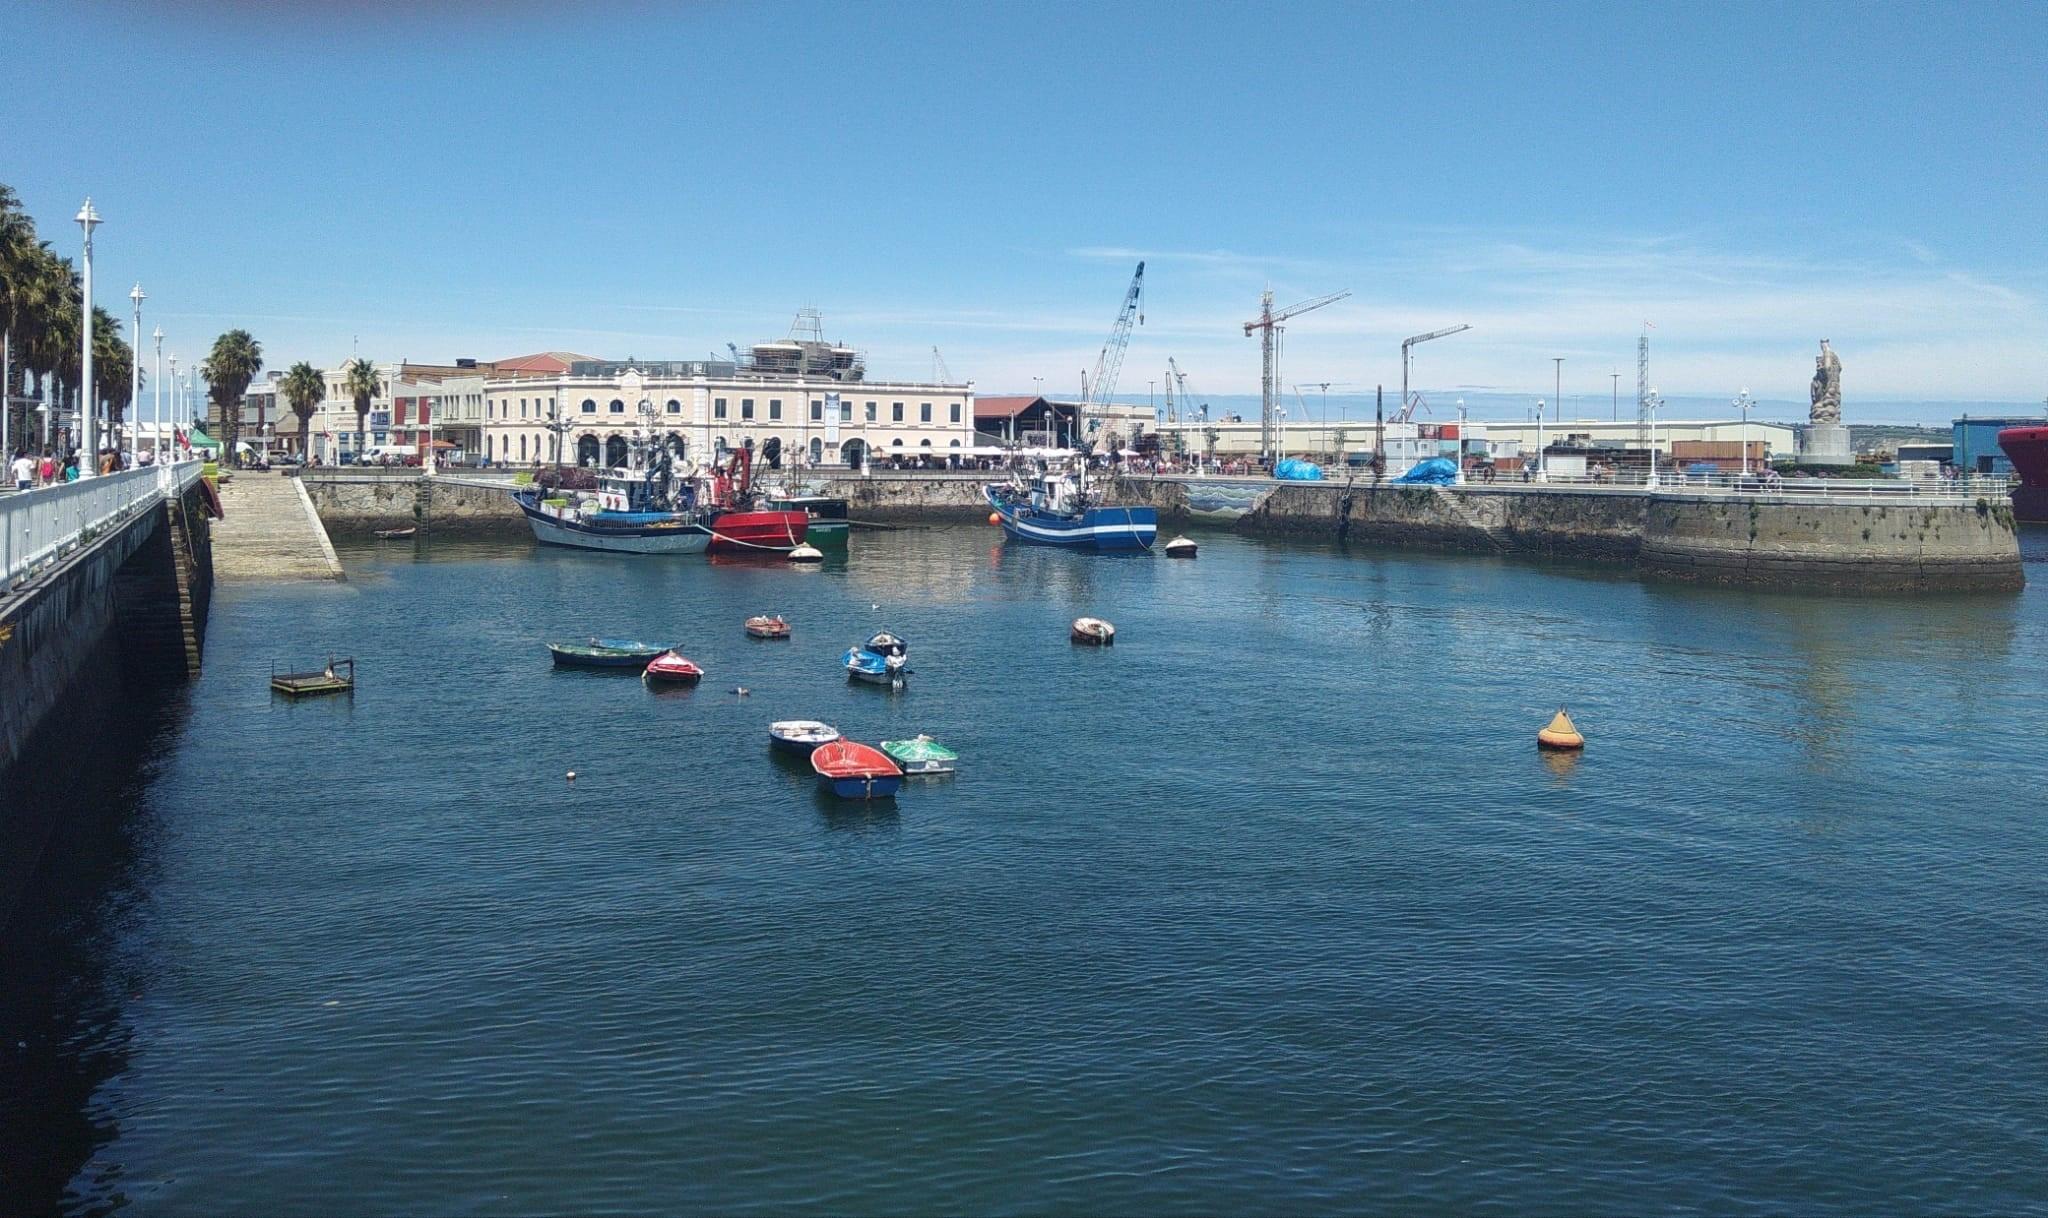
2, 460, 203, 588
1121, 469, 2014, 506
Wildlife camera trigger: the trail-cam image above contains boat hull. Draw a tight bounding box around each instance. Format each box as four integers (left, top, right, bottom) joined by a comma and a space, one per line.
550, 648, 660, 669
704, 510, 810, 553
983, 487, 1157, 550
820, 774, 903, 799
847, 666, 906, 686
516, 493, 711, 555
1999, 426, 2048, 523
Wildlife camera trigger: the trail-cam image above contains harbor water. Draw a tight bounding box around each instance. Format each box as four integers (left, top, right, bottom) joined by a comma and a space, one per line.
6, 525, 2047, 1214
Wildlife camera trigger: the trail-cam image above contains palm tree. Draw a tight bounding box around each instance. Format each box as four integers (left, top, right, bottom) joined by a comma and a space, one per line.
342, 356, 378, 458
202, 330, 263, 461
280, 361, 325, 459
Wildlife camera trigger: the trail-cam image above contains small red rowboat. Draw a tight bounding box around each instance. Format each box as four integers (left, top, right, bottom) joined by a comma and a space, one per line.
810, 741, 903, 800
745, 614, 791, 639
643, 650, 704, 685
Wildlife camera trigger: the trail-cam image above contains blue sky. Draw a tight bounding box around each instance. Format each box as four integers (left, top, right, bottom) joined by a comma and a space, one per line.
6, 0, 2045, 422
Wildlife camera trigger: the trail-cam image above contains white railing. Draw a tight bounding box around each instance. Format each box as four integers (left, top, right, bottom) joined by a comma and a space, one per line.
2, 460, 202, 588
1122, 469, 2014, 505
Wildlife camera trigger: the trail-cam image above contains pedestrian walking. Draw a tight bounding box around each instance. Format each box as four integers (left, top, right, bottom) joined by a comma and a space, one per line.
10, 450, 34, 490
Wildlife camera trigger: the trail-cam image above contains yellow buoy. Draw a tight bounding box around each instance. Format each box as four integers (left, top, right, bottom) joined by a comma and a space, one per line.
1536, 708, 1584, 750
988, 512, 1003, 526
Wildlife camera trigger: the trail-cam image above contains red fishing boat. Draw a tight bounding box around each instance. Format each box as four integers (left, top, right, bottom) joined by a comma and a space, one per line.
643, 650, 705, 685
1999, 425, 2048, 523
745, 615, 792, 639
698, 447, 809, 554
810, 741, 903, 800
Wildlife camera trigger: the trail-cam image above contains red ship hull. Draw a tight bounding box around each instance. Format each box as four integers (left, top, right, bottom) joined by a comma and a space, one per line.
703, 510, 810, 553
1998, 426, 2048, 523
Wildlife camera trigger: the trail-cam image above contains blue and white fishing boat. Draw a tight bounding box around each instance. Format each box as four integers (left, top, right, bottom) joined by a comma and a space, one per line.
513, 451, 711, 555
984, 461, 1156, 551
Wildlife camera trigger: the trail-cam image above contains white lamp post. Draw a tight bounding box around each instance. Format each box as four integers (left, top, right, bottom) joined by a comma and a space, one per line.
1733, 387, 1753, 476
152, 327, 163, 463
168, 354, 179, 442
128, 283, 145, 467
1645, 388, 1663, 488
424, 395, 437, 476
1534, 398, 1547, 481
1454, 398, 1467, 485
75, 198, 101, 478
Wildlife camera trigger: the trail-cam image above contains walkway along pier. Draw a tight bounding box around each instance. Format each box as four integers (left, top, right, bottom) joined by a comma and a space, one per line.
2, 463, 215, 905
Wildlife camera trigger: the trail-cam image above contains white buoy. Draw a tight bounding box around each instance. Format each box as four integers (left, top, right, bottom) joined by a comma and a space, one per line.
1164, 536, 1198, 558
787, 543, 824, 563
566, 770, 577, 782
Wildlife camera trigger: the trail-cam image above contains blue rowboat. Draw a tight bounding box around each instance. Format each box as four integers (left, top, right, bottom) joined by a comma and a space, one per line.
811, 741, 902, 800
844, 646, 908, 685
768, 720, 841, 755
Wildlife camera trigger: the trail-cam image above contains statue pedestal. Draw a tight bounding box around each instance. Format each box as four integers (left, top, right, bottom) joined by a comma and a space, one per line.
1799, 423, 1853, 467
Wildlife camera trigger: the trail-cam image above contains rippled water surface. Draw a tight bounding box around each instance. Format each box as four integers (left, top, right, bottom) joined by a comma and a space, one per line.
7, 525, 2048, 1215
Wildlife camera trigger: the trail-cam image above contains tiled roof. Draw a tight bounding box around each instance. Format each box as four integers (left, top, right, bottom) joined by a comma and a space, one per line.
492, 351, 600, 374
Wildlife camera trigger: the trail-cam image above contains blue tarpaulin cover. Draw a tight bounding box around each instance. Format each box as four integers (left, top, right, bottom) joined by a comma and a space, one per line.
1273, 458, 1325, 481
1392, 457, 1459, 485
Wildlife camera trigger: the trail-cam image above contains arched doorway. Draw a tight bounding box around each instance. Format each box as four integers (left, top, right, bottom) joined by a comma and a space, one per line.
664, 433, 686, 461
839, 438, 864, 468
809, 438, 823, 465
577, 435, 600, 467
604, 435, 628, 467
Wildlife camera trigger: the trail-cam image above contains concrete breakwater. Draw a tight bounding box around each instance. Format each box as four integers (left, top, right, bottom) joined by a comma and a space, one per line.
1118, 476, 2023, 593
295, 470, 2023, 592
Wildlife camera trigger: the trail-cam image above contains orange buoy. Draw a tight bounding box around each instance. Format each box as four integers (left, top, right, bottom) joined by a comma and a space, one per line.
1536, 708, 1584, 750
988, 512, 1003, 526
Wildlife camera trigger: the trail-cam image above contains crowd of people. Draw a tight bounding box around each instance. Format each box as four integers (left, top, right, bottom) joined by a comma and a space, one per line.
6, 443, 182, 490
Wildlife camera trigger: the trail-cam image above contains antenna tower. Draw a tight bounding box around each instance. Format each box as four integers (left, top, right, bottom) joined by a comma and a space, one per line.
1636, 334, 1651, 448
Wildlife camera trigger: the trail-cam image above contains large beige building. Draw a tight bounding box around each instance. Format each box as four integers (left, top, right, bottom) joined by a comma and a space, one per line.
480, 343, 975, 470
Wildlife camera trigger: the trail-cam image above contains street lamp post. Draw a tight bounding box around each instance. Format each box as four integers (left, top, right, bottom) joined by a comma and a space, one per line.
1534, 398, 1546, 482
1733, 387, 1753, 475
168, 354, 179, 442
1645, 388, 1663, 488
152, 327, 163, 463
129, 283, 145, 467
1454, 397, 1467, 486
76, 198, 101, 478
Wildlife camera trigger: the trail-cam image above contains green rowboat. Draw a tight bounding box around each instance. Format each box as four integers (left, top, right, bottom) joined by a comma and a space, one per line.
880, 734, 958, 775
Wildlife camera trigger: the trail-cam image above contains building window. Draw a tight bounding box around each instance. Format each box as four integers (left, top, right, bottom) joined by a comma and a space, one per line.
609, 399, 624, 414
519, 435, 527, 461
865, 401, 877, 422
810, 399, 823, 422
951, 403, 961, 423
666, 398, 681, 414
949, 439, 961, 447
891, 402, 904, 422
891, 439, 903, 447
920, 403, 932, 423
768, 399, 782, 421
742, 398, 755, 420
582, 399, 597, 414
920, 438, 932, 447
715, 397, 728, 419
840, 399, 852, 422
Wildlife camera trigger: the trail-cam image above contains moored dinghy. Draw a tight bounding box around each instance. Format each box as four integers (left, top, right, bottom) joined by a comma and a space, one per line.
643, 650, 705, 684
1070, 617, 1116, 646
745, 614, 792, 639
769, 720, 841, 755
880, 734, 958, 775
845, 630, 910, 684
811, 740, 903, 800
548, 638, 668, 669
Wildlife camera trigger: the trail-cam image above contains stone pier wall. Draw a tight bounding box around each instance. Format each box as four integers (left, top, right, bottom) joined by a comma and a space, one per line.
301, 474, 526, 536
1117, 476, 2023, 592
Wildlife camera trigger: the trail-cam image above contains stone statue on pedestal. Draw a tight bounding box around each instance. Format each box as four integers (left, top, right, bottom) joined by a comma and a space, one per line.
1810, 339, 1842, 425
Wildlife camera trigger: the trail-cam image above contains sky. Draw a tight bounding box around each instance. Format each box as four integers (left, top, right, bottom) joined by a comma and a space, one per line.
5, 0, 2046, 424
